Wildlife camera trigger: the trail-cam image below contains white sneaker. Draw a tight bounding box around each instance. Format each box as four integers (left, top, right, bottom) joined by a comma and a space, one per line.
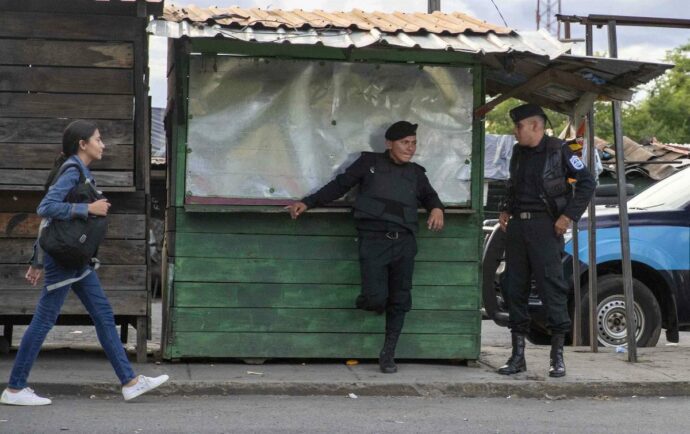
122, 374, 169, 401
0, 388, 52, 406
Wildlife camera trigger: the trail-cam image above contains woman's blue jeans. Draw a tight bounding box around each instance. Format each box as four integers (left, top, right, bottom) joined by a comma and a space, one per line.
8, 254, 136, 389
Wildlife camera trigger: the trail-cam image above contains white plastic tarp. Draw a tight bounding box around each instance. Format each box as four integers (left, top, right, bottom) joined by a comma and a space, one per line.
185, 55, 475, 205
484, 134, 515, 180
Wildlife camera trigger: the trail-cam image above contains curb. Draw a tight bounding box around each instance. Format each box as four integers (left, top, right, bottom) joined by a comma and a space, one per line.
29, 380, 690, 399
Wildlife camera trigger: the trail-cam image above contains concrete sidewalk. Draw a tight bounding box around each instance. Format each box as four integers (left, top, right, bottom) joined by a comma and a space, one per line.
2, 344, 690, 400
3, 301, 690, 399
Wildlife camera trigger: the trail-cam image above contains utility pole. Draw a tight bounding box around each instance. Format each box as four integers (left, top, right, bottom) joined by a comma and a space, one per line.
536, 0, 562, 39
428, 0, 440, 13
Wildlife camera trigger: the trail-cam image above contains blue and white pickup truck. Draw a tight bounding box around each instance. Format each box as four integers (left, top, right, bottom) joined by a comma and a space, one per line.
483, 167, 690, 346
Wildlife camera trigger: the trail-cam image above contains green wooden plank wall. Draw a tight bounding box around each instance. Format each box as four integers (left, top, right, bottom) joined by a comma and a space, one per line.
167, 210, 482, 360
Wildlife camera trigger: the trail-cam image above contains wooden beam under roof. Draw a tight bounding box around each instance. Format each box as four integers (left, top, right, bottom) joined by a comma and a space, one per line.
474, 69, 552, 119
483, 79, 574, 115
477, 66, 633, 119
548, 68, 633, 101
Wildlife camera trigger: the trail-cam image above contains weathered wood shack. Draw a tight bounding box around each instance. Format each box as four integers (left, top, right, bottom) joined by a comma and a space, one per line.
151, 6, 670, 361
0, 0, 163, 362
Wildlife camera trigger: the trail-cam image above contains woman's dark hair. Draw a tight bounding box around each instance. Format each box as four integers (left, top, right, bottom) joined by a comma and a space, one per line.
44, 120, 98, 191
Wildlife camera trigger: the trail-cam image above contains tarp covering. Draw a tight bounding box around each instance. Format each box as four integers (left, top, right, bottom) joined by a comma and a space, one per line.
186, 56, 475, 205
484, 134, 514, 180
151, 106, 166, 163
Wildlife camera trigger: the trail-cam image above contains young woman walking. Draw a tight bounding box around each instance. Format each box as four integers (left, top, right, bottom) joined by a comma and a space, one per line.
1, 120, 168, 406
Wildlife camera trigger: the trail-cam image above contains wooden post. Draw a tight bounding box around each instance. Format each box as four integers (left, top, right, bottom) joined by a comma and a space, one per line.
3, 324, 13, 347
120, 320, 129, 344
134, 0, 153, 353
136, 316, 148, 363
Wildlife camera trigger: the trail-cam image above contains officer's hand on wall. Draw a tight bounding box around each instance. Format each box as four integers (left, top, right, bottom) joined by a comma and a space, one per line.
554, 214, 572, 236
427, 208, 444, 232
285, 202, 308, 219
499, 211, 511, 233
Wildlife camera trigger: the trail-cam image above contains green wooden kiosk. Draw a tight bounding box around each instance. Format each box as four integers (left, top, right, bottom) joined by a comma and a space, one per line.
151, 6, 573, 361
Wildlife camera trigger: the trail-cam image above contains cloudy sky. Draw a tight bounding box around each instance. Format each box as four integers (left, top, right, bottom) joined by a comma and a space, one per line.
148, 0, 689, 107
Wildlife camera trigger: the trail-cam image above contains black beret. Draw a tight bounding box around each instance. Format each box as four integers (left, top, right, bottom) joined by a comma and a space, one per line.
385, 121, 418, 141
509, 103, 548, 123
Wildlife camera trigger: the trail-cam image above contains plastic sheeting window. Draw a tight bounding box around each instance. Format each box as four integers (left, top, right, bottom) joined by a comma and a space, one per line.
186, 55, 475, 206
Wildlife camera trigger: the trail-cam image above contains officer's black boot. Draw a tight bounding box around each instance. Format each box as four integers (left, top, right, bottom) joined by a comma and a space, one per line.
498, 333, 527, 375
379, 331, 399, 374
549, 334, 566, 378
379, 311, 405, 374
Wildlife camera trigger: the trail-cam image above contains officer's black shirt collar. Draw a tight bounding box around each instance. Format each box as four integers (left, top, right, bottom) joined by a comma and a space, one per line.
383, 149, 410, 166
518, 134, 547, 153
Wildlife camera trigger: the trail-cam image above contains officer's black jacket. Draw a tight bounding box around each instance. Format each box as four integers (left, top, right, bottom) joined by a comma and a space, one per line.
302, 151, 443, 233
504, 135, 596, 221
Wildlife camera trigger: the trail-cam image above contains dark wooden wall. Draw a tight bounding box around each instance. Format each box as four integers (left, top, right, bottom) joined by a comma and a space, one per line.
0, 0, 161, 361
0, 191, 147, 316
0, 10, 141, 190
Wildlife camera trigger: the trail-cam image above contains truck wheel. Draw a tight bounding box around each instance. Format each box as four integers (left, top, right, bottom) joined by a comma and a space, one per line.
580, 275, 661, 347
482, 224, 509, 326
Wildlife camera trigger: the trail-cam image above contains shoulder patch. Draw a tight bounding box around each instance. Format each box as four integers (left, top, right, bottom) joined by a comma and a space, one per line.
569, 155, 585, 170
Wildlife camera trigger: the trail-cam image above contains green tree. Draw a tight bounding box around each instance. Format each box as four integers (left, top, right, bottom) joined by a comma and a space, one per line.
484, 98, 521, 135
485, 98, 569, 136
621, 42, 690, 144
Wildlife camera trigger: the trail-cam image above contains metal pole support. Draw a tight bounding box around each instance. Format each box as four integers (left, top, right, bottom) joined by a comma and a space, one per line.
572, 218, 581, 346
585, 23, 598, 353
428, 0, 441, 13
608, 20, 638, 362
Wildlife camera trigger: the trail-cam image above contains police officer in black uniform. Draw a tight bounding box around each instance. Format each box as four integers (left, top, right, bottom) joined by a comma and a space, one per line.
286, 121, 444, 374
498, 104, 595, 378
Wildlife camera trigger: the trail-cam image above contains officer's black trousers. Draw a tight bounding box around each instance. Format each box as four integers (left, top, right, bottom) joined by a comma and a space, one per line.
504, 217, 571, 335
355, 231, 417, 323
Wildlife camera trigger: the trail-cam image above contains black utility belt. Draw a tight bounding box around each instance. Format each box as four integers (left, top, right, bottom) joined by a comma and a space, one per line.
358, 230, 414, 240
512, 211, 552, 220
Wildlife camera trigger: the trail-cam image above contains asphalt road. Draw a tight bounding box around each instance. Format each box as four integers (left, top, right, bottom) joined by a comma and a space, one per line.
1, 395, 689, 433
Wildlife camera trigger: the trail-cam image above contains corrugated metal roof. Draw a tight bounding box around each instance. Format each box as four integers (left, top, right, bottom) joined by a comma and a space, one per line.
162, 5, 512, 35
149, 19, 567, 59
150, 5, 673, 114
151, 6, 568, 59
484, 54, 672, 112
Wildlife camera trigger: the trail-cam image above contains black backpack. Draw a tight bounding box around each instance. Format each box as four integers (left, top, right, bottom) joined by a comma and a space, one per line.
39, 162, 108, 269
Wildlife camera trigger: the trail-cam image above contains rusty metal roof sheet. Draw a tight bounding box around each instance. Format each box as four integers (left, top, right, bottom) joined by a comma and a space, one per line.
484, 54, 672, 112
149, 19, 567, 59
161, 4, 512, 35
151, 5, 567, 59
151, 5, 673, 114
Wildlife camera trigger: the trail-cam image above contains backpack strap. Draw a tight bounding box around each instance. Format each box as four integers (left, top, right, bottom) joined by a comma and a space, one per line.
51, 161, 86, 187
45, 259, 100, 292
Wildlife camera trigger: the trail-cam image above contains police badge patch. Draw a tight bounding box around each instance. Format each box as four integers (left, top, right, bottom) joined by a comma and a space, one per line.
569, 155, 585, 170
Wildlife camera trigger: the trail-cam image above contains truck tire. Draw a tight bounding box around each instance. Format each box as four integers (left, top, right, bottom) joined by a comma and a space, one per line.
482, 224, 509, 327
580, 274, 661, 347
